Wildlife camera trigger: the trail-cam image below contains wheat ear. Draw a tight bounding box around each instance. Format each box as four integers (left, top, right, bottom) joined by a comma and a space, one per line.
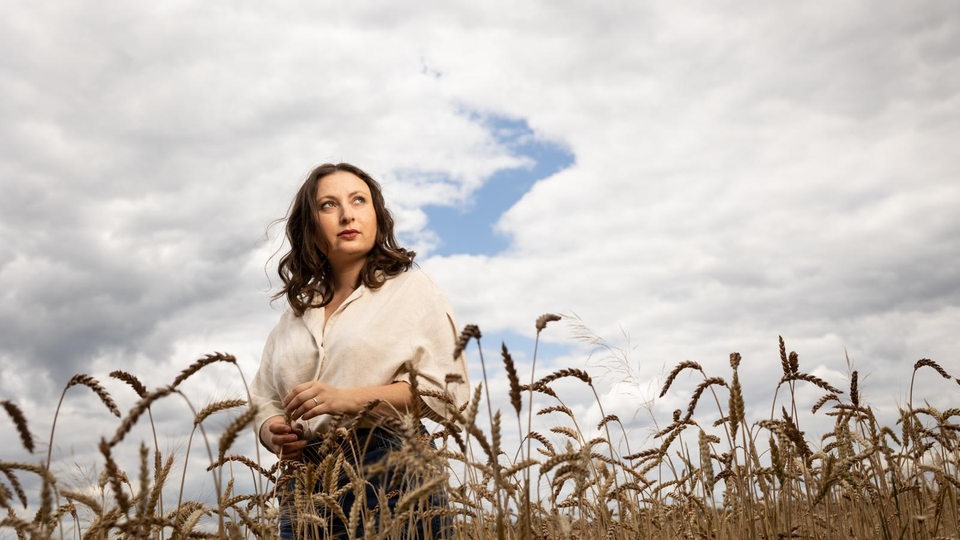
535, 368, 593, 387
728, 355, 745, 441
99, 438, 131, 512
778, 335, 790, 375
109, 370, 148, 398
218, 406, 257, 461
1, 400, 34, 453
502, 342, 522, 415
684, 377, 727, 422
66, 374, 121, 417
0, 463, 31, 508
660, 361, 704, 398
453, 324, 481, 359
171, 352, 238, 388
195, 399, 247, 426
535, 313, 562, 332
110, 386, 176, 447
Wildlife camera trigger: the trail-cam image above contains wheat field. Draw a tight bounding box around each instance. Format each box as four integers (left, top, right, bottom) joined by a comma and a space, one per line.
2, 314, 958, 539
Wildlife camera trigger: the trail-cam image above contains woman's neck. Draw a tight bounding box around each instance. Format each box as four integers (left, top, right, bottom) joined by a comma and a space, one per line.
329, 259, 364, 297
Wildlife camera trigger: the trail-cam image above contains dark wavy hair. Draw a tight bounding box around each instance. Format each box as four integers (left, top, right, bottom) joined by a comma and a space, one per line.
275, 163, 415, 316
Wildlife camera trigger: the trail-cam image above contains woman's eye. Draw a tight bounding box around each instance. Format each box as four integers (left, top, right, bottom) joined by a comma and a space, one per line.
319, 201, 336, 210
353, 196, 366, 205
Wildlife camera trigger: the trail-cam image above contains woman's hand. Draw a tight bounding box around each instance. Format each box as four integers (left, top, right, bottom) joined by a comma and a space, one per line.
261, 416, 306, 459
283, 381, 415, 422
284, 382, 360, 422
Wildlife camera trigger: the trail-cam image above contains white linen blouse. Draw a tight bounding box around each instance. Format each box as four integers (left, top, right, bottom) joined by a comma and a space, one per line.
250, 268, 470, 440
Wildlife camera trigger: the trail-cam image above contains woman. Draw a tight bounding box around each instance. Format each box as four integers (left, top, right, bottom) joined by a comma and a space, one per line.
250, 163, 469, 539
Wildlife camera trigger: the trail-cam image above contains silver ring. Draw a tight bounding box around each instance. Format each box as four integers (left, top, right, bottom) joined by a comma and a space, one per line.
312, 397, 319, 407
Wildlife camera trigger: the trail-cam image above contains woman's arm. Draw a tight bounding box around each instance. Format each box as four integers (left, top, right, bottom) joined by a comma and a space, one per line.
283, 380, 415, 423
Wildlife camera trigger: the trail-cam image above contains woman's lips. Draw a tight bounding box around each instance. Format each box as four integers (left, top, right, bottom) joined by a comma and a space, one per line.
338, 230, 359, 240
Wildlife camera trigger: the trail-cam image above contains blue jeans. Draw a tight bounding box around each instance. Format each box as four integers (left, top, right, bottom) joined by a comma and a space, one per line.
278, 425, 452, 539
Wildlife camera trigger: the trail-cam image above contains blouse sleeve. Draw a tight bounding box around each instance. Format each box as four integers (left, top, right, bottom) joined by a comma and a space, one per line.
391, 272, 470, 423
249, 323, 285, 446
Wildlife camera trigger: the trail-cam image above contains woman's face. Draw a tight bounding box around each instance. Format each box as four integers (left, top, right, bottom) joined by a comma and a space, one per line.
314, 171, 378, 268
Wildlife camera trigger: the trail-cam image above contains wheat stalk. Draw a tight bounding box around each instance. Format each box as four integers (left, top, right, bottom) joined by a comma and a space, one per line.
5, 338, 960, 538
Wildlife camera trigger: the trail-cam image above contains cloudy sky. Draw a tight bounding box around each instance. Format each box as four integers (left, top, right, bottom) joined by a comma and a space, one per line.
2, 0, 958, 499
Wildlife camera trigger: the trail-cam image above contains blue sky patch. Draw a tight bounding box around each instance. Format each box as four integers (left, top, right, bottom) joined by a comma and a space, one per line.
424, 115, 574, 256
